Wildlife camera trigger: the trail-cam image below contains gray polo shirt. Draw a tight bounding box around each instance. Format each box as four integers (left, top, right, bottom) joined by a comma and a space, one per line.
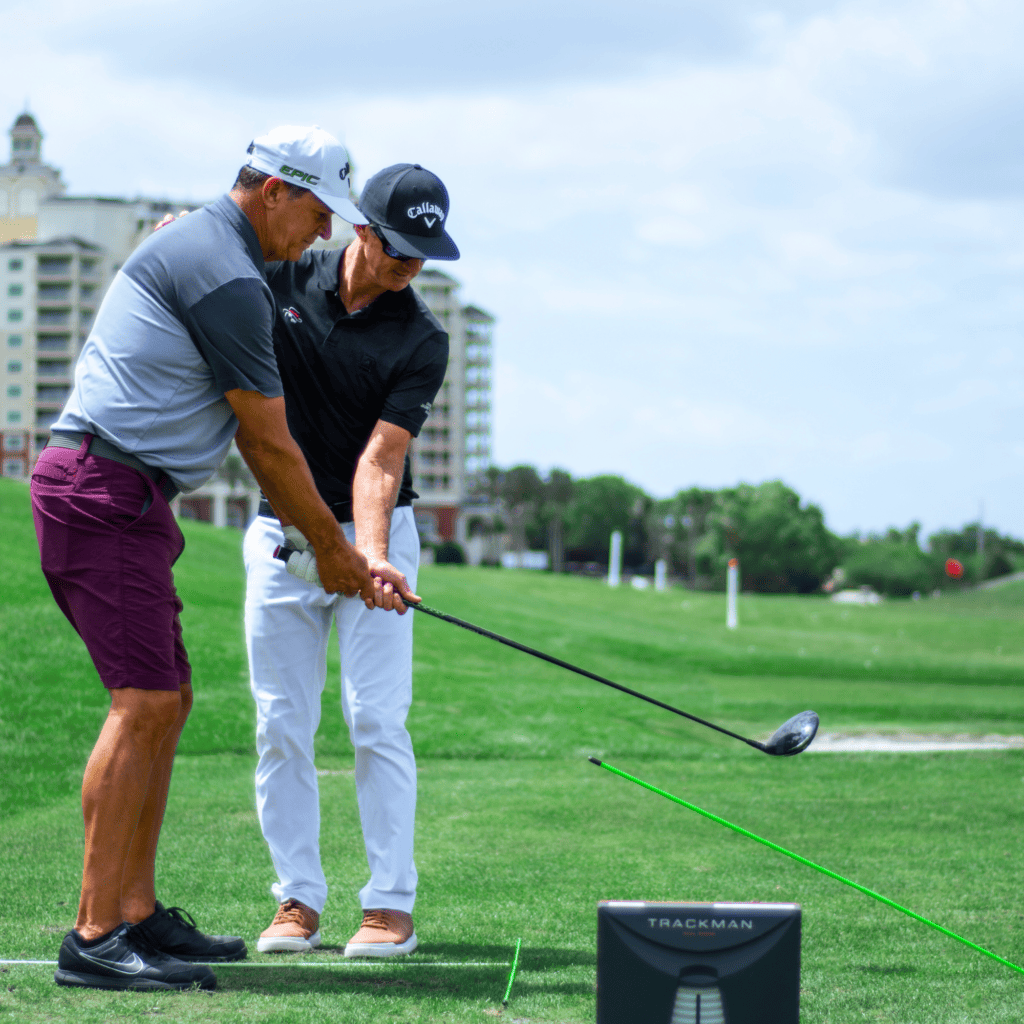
56, 195, 283, 492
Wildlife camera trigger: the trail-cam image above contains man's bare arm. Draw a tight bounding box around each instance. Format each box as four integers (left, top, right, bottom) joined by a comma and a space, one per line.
226, 388, 374, 603
352, 419, 420, 613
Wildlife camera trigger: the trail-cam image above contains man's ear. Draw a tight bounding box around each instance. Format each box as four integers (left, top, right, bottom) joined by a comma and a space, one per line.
261, 177, 287, 210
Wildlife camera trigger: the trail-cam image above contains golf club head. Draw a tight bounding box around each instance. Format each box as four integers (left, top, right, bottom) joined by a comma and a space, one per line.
762, 710, 819, 756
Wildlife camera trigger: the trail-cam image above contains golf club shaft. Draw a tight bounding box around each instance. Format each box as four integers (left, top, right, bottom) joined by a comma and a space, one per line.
409, 602, 765, 751
589, 757, 1024, 979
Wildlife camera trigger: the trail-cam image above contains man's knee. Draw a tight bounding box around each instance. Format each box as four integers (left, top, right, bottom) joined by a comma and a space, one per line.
109, 687, 184, 746
348, 709, 412, 751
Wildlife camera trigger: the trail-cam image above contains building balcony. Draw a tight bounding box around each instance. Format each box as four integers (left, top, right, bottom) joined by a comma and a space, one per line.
37, 311, 72, 327
36, 335, 71, 351
36, 305, 72, 319
36, 264, 74, 281
36, 385, 70, 406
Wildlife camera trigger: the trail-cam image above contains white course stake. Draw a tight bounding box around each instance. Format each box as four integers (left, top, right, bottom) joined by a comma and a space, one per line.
726, 557, 739, 629
655, 559, 667, 592
608, 530, 622, 587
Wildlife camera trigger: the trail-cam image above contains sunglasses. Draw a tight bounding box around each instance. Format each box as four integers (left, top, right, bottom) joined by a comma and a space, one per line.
370, 225, 420, 262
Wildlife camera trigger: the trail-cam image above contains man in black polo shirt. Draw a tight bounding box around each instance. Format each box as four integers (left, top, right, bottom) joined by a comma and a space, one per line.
243, 164, 459, 958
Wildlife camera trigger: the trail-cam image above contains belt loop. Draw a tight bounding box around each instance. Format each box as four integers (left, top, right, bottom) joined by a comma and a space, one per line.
76, 433, 92, 463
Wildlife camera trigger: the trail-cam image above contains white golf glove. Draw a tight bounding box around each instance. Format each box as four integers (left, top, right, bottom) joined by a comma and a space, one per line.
285, 548, 322, 587
282, 525, 309, 552
279, 525, 321, 586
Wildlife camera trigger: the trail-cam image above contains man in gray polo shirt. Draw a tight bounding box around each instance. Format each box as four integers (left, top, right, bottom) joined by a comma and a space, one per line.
31, 126, 397, 992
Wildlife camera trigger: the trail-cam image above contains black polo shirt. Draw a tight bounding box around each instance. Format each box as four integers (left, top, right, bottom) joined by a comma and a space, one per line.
265, 248, 448, 509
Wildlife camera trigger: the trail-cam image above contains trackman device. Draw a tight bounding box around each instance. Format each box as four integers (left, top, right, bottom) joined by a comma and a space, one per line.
597, 901, 801, 1024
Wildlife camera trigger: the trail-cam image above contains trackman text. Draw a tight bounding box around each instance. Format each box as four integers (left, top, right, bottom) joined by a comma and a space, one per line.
648, 918, 753, 931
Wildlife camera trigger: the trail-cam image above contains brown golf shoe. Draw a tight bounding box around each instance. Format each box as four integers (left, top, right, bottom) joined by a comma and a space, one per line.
256, 899, 321, 953
343, 909, 417, 958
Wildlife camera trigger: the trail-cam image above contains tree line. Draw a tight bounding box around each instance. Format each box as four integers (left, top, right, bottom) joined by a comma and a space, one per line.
467, 466, 1024, 596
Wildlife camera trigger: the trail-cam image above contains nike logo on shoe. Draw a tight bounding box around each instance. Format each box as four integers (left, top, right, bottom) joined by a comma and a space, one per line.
78, 949, 147, 975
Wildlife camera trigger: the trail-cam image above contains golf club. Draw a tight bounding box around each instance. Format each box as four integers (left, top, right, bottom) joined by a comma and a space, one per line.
406, 601, 819, 757
272, 545, 819, 754
588, 757, 1024, 979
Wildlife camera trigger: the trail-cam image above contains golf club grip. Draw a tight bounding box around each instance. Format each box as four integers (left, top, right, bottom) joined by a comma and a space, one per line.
410, 603, 764, 750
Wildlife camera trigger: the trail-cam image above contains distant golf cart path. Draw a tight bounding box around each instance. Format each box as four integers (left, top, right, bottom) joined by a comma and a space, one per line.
809, 732, 1024, 752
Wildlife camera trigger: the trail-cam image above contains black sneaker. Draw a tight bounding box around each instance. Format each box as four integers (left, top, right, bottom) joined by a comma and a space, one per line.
128, 902, 247, 962
54, 925, 216, 990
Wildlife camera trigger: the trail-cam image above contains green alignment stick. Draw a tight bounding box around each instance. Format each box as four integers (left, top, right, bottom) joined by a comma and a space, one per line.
588, 757, 1024, 979
502, 937, 522, 1006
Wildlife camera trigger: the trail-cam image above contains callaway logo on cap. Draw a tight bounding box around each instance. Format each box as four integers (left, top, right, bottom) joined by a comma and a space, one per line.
246, 125, 367, 225
358, 164, 460, 261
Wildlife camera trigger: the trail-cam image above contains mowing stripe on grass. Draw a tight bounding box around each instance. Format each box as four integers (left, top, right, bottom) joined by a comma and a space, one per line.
501, 937, 522, 1006
588, 757, 1024, 979
0, 959, 507, 968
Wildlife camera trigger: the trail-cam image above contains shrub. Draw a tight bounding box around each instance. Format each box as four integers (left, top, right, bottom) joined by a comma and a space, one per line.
434, 540, 466, 565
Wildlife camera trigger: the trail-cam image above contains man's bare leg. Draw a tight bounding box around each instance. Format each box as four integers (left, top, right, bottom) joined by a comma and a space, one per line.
120, 684, 193, 925
75, 687, 183, 942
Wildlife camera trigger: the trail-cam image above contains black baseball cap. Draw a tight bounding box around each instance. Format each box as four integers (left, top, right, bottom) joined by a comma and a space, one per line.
358, 163, 459, 261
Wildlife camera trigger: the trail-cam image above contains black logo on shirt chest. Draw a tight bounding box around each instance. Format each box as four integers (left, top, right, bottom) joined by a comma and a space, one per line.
282, 306, 303, 324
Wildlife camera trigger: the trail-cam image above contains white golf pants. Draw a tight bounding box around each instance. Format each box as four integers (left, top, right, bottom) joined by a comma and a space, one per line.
243, 508, 419, 915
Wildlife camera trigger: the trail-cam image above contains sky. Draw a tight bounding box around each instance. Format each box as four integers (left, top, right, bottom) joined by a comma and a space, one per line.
3, 0, 1023, 542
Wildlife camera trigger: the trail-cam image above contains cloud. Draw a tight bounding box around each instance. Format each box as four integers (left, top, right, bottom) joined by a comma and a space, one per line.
3, 0, 1024, 540
31, 0, 748, 93
781, 0, 1024, 200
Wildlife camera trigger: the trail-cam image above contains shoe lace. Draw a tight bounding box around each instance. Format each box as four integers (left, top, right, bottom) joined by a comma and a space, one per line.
124, 926, 168, 962
361, 909, 391, 930
272, 899, 311, 926
162, 907, 199, 932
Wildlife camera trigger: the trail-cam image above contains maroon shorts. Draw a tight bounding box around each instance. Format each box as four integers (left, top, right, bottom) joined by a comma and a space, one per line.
30, 439, 191, 691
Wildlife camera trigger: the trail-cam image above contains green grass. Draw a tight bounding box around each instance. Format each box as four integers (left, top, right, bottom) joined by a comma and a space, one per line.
2, 476, 1024, 1022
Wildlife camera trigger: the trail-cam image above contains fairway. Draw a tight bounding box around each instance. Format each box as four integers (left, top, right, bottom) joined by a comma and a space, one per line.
2, 477, 1023, 1022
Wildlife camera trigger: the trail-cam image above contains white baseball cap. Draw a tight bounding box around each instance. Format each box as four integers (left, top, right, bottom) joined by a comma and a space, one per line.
245, 125, 367, 224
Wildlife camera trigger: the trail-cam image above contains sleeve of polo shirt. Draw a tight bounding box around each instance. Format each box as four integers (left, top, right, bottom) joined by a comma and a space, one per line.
381, 331, 449, 437
183, 277, 283, 397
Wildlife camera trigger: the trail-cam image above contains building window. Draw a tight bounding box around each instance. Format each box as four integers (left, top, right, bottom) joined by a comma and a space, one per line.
6, 412, 21, 424
6, 259, 21, 272
7, 310, 23, 323
3, 459, 24, 477
7, 284, 23, 297
7, 335, 23, 348
4, 434, 23, 452
7, 361, 22, 373
7, 385, 22, 398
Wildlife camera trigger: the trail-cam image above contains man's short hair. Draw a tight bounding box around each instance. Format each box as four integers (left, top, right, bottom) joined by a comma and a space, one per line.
233, 166, 308, 199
